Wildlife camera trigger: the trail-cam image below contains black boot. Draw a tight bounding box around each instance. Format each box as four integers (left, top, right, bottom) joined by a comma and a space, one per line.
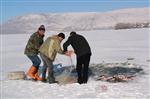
41, 78, 47, 83
49, 80, 59, 84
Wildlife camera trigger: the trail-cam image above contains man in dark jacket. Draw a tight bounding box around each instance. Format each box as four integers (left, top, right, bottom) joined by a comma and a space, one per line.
24, 25, 45, 80
63, 31, 92, 84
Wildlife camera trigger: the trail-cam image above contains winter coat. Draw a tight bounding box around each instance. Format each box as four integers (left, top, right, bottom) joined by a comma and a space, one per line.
39, 35, 64, 61
24, 32, 44, 56
63, 33, 91, 57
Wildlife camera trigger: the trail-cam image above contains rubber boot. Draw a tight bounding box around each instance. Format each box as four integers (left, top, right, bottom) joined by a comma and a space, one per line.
33, 67, 42, 81
35, 73, 42, 81
27, 66, 37, 80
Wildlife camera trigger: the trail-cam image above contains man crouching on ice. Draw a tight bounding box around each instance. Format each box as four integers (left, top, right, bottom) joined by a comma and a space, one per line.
24, 25, 45, 81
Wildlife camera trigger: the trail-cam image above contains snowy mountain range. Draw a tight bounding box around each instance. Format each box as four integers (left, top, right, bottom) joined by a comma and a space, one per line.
1, 7, 150, 34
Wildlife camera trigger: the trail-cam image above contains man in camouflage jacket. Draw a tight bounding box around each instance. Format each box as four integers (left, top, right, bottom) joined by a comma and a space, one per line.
24, 25, 45, 81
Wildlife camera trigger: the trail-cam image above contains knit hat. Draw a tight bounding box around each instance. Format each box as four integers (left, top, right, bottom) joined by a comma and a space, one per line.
38, 25, 45, 31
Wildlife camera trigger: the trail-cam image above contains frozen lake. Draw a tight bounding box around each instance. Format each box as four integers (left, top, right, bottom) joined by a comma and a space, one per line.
1, 28, 149, 74
0, 28, 150, 99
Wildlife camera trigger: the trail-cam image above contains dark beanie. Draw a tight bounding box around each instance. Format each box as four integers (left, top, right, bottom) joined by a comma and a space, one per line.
70, 31, 76, 36
38, 25, 45, 31
58, 33, 65, 39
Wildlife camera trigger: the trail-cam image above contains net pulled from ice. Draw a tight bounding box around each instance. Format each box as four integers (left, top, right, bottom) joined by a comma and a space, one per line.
7, 62, 144, 83
91, 63, 144, 82
50, 62, 144, 83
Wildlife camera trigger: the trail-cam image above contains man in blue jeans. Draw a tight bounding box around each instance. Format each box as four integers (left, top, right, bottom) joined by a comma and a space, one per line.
24, 25, 45, 80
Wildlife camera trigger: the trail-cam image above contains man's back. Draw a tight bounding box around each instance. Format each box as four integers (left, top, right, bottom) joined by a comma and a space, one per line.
63, 34, 91, 57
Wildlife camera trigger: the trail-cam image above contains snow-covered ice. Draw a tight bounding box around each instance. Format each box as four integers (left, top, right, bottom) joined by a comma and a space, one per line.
0, 28, 150, 99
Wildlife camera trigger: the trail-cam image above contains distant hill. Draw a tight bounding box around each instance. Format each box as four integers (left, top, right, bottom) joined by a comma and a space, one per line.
1, 7, 150, 34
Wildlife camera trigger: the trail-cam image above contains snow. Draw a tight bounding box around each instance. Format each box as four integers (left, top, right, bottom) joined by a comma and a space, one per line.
1, 77, 149, 99
1, 28, 150, 99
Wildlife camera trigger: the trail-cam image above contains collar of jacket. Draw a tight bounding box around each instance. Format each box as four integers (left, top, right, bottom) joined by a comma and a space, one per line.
36, 32, 44, 38
51, 35, 60, 42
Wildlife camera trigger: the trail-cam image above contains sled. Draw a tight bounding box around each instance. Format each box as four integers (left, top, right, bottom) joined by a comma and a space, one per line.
7, 71, 26, 80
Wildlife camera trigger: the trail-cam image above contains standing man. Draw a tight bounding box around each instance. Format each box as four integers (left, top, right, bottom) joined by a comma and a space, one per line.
39, 33, 67, 84
63, 31, 92, 84
24, 25, 45, 81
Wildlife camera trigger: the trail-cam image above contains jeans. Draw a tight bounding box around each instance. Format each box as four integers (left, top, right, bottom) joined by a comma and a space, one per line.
27, 55, 41, 69
40, 53, 55, 83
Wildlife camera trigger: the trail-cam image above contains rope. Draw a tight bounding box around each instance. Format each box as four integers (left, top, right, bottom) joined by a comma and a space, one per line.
68, 56, 75, 72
